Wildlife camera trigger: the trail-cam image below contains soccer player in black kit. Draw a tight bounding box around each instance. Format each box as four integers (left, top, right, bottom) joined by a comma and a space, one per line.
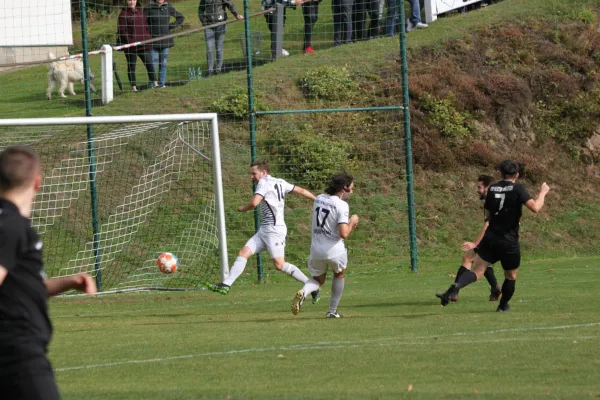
0, 145, 97, 400
437, 160, 550, 312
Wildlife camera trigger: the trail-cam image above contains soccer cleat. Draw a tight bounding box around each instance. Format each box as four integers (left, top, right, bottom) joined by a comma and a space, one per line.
449, 293, 459, 303
326, 312, 343, 318
436, 284, 459, 306
311, 289, 321, 304
304, 45, 314, 54
489, 286, 502, 301
291, 289, 305, 315
281, 48, 290, 56
205, 282, 230, 295
496, 304, 511, 312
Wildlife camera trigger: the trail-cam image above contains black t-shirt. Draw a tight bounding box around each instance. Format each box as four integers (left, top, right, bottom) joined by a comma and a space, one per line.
484, 181, 532, 242
0, 199, 52, 365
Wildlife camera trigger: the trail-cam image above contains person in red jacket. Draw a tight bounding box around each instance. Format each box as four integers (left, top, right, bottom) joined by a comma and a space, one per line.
117, 0, 158, 91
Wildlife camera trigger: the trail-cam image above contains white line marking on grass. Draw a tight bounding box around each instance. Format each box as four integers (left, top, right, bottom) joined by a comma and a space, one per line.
55, 323, 600, 372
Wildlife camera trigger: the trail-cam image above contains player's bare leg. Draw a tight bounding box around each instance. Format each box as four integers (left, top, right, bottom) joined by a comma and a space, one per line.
273, 256, 308, 283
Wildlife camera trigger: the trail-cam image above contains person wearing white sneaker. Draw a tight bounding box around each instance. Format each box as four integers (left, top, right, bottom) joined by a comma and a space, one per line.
291, 172, 359, 318
406, 0, 427, 32
262, 0, 305, 58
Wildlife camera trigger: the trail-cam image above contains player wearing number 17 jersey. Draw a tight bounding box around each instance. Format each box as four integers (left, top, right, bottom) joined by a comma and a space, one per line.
205, 161, 316, 295
291, 172, 359, 318
437, 160, 550, 312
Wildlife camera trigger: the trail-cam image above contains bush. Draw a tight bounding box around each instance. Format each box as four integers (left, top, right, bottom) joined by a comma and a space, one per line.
298, 66, 358, 100
210, 88, 270, 119
535, 89, 600, 143
419, 93, 473, 145
263, 128, 353, 187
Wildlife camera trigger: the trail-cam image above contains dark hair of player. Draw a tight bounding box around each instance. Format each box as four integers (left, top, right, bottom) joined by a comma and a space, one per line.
497, 160, 520, 179
250, 160, 269, 173
325, 172, 354, 196
477, 175, 494, 187
0, 145, 40, 193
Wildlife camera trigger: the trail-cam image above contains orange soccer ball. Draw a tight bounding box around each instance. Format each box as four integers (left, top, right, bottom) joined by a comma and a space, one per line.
157, 252, 179, 274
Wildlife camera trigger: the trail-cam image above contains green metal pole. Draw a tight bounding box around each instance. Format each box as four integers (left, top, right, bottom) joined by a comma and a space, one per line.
399, 0, 419, 272
242, 0, 264, 282
80, 0, 103, 289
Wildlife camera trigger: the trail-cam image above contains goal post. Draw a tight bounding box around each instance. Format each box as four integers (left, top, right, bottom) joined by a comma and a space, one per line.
0, 114, 228, 292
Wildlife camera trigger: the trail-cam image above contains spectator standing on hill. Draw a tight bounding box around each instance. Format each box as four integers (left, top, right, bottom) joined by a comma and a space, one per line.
332, 0, 354, 46
205, 161, 320, 304
144, 0, 184, 88
383, 0, 398, 36
0, 145, 97, 400
198, 0, 244, 76
117, 0, 158, 91
437, 160, 550, 312
262, 0, 307, 58
352, 0, 379, 41
291, 172, 359, 318
436, 175, 502, 303
406, 0, 427, 32
301, 0, 322, 53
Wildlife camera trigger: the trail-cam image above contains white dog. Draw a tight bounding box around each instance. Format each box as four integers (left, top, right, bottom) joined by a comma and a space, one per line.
46, 53, 96, 99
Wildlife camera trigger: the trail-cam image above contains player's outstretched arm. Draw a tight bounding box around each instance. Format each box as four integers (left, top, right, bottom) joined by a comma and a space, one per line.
461, 221, 489, 251
292, 186, 316, 201
45, 273, 97, 297
339, 214, 359, 239
238, 194, 263, 212
525, 182, 550, 214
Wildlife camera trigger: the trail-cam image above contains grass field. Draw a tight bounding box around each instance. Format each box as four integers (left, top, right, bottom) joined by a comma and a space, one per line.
50, 256, 600, 399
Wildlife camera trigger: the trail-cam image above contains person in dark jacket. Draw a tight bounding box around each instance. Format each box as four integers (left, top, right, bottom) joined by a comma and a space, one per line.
198, 0, 244, 76
144, 0, 184, 87
118, 0, 158, 91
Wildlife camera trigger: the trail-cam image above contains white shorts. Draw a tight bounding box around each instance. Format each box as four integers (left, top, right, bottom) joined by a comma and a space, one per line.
244, 226, 287, 259
308, 252, 348, 277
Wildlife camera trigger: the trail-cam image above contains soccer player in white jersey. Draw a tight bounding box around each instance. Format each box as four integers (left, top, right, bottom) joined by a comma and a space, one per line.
206, 161, 317, 295
291, 172, 359, 318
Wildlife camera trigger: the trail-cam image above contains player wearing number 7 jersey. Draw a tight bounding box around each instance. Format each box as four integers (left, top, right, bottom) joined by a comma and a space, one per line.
205, 161, 317, 295
437, 160, 550, 312
291, 172, 359, 318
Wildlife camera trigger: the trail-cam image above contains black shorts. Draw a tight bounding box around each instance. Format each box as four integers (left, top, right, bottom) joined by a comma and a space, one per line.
476, 233, 520, 270
0, 356, 60, 400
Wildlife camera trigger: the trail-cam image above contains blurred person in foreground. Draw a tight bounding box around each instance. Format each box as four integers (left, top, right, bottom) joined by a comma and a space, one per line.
0, 145, 97, 399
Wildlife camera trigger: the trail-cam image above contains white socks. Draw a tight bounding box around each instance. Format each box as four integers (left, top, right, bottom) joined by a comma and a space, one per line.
329, 277, 345, 314
301, 279, 321, 299
224, 259, 309, 286
223, 256, 247, 286
281, 262, 308, 283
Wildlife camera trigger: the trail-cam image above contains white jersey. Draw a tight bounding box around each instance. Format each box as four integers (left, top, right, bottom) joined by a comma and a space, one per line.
310, 194, 349, 259
255, 175, 295, 228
